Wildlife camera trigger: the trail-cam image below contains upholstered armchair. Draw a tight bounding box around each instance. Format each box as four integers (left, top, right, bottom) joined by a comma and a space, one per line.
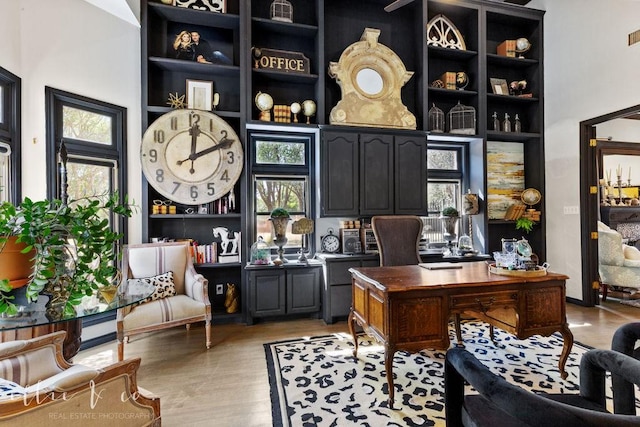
0, 331, 160, 426
371, 215, 423, 266
598, 221, 640, 300
444, 346, 640, 426
117, 241, 211, 361
612, 322, 640, 415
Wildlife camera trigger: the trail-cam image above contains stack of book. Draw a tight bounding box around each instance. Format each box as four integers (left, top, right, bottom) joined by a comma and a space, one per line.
504, 203, 526, 220
273, 105, 291, 123
191, 242, 218, 264
497, 40, 516, 57
439, 72, 457, 90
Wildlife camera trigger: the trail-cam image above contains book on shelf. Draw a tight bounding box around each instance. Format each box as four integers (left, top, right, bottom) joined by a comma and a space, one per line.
497, 40, 516, 57
439, 71, 456, 90
191, 242, 218, 264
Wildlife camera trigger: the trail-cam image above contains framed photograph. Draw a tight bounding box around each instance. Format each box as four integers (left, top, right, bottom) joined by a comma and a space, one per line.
490, 78, 509, 95
186, 79, 213, 110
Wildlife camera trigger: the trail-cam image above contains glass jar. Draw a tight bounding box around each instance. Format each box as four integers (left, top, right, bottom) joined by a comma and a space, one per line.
250, 236, 271, 265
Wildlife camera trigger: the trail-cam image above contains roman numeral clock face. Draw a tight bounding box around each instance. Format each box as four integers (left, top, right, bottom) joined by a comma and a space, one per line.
141, 110, 243, 205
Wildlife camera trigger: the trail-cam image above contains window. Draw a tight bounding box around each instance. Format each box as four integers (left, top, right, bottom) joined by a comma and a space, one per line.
45, 88, 127, 328
45, 88, 126, 223
250, 131, 314, 253
425, 144, 466, 244
0, 66, 21, 203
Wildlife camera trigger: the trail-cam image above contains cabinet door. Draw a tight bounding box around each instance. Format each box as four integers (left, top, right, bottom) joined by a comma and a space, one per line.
250, 270, 286, 317
394, 135, 427, 214
360, 133, 394, 215
287, 268, 321, 314
321, 131, 359, 216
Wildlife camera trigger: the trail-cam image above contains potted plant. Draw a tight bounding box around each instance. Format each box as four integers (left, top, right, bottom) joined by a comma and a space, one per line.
0, 193, 134, 316
269, 207, 290, 264
440, 207, 460, 247
515, 217, 536, 234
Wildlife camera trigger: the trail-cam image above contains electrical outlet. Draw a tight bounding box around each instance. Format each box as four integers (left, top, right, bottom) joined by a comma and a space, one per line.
563, 206, 580, 215
216, 284, 224, 295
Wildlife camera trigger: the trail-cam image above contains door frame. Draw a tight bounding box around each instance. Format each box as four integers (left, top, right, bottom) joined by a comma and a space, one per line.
580, 104, 640, 306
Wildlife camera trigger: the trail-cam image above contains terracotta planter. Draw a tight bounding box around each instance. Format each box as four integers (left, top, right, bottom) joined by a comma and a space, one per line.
0, 236, 35, 288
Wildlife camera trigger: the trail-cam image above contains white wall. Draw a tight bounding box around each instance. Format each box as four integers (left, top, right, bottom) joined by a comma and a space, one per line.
0, 0, 143, 243
528, 0, 640, 300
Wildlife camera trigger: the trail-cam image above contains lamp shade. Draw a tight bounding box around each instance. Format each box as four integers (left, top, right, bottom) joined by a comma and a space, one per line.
291, 217, 314, 234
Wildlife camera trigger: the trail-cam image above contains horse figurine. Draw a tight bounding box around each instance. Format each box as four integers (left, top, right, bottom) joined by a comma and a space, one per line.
212, 226, 240, 255
224, 283, 239, 314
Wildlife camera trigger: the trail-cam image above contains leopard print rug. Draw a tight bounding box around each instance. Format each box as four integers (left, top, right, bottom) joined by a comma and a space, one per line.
265, 321, 600, 427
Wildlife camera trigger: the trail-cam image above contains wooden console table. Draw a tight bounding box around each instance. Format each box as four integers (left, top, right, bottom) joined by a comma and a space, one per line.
348, 261, 573, 407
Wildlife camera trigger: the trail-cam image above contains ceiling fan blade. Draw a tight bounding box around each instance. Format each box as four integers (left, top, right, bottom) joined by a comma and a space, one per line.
384, 0, 415, 12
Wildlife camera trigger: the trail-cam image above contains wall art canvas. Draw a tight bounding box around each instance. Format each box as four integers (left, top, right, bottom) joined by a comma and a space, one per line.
487, 141, 524, 219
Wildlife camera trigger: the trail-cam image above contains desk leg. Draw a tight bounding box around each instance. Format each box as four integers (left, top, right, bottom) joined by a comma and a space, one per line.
384, 343, 395, 409
558, 323, 574, 380
348, 309, 359, 357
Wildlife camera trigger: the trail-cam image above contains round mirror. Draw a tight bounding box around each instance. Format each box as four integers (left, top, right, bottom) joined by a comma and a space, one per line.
355, 68, 384, 96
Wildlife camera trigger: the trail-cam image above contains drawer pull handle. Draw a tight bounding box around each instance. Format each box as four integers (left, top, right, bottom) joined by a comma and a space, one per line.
475, 297, 495, 313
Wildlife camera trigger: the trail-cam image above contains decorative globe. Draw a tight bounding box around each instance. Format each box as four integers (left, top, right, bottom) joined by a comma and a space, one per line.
516, 37, 531, 53
302, 100, 316, 117
255, 91, 274, 112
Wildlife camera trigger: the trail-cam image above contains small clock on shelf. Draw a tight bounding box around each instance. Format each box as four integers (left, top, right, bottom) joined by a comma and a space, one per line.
320, 228, 340, 253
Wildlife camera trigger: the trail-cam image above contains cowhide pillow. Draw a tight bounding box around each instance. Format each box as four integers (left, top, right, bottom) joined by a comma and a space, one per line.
129, 271, 176, 304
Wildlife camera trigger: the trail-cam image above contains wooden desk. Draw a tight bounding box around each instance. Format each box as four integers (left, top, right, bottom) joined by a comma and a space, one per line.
348, 261, 573, 407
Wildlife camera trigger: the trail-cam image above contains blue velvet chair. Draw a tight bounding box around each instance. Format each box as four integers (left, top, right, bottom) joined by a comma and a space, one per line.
612, 322, 640, 415
444, 346, 640, 426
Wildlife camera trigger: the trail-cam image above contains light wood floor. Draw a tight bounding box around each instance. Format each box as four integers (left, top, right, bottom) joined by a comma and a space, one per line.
76, 299, 640, 427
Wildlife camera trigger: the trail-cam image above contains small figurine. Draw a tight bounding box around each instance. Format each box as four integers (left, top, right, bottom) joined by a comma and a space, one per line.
503, 113, 511, 132
224, 283, 239, 314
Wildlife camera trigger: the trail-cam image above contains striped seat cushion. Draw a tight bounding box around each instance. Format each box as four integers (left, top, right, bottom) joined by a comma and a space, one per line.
122, 295, 206, 331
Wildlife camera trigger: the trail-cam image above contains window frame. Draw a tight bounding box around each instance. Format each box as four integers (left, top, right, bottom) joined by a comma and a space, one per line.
45, 88, 127, 329
45, 87, 126, 200
248, 129, 316, 255
0, 66, 21, 203
426, 141, 470, 243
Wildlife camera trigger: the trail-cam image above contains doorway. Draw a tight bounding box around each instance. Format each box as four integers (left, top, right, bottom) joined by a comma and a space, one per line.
580, 104, 640, 306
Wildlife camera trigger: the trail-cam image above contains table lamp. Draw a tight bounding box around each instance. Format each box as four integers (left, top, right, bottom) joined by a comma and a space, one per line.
291, 217, 314, 263
462, 190, 479, 247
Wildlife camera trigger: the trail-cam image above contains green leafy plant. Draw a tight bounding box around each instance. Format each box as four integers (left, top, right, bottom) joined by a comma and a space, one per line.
0, 193, 135, 316
270, 207, 290, 218
515, 217, 535, 233
441, 207, 459, 217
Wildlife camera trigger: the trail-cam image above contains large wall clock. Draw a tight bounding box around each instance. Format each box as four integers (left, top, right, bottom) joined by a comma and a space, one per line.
140, 109, 243, 205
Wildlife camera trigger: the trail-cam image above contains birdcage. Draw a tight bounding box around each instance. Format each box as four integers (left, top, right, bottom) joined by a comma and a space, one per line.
270, 0, 293, 23
448, 101, 476, 134
428, 103, 444, 133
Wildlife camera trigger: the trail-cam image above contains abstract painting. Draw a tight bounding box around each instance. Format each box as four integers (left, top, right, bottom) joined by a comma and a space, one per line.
487, 141, 524, 219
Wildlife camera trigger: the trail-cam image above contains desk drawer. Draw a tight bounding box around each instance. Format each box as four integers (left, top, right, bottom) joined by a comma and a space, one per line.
450, 290, 518, 310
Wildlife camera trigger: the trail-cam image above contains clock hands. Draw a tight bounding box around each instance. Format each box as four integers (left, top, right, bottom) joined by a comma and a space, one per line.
176, 137, 235, 170
186, 121, 201, 174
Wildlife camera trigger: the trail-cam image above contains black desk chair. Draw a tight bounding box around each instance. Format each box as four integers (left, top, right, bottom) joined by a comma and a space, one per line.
445, 346, 640, 426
